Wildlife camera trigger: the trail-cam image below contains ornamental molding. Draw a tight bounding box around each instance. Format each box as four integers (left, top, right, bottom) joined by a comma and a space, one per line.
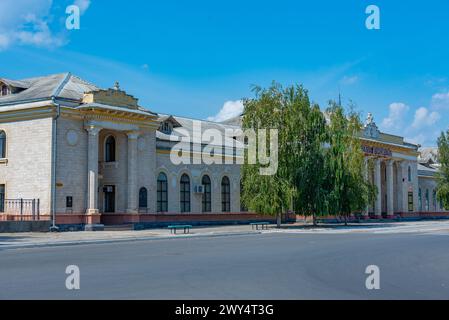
363, 112, 380, 139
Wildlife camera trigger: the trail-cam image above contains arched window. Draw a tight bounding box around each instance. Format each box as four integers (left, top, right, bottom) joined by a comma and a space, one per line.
221, 176, 231, 212
0, 131, 5, 158
180, 174, 190, 212
408, 166, 412, 182
157, 173, 168, 212
104, 136, 115, 162
202, 175, 211, 212
240, 180, 247, 212
139, 187, 148, 209
105, 136, 116, 162
425, 189, 430, 211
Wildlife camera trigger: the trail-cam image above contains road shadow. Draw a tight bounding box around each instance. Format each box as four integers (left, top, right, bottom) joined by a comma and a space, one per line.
278, 223, 398, 230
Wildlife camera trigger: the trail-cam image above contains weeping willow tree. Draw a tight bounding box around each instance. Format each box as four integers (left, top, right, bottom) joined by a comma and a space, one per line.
288, 92, 328, 225
240, 83, 294, 227
324, 103, 376, 225
241, 83, 375, 227
436, 130, 449, 210
241, 83, 328, 226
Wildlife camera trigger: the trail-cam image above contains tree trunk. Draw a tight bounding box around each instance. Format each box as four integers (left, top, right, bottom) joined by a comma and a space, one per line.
276, 212, 282, 228
344, 215, 348, 226
313, 213, 317, 226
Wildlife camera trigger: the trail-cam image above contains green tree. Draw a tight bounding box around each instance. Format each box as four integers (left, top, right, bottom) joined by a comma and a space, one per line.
324, 103, 376, 225
436, 130, 449, 210
288, 91, 328, 225
241, 83, 295, 227
241, 83, 328, 226
241, 84, 375, 227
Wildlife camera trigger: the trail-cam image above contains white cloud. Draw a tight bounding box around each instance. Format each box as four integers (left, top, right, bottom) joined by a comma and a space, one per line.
407, 134, 426, 146
14, 13, 65, 47
0, 0, 91, 51
340, 75, 358, 85
0, 34, 10, 50
412, 107, 440, 129
74, 0, 91, 15
431, 91, 449, 110
207, 100, 244, 122
407, 130, 442, 147
381, 102, 409, 131
382, 95, 445, 146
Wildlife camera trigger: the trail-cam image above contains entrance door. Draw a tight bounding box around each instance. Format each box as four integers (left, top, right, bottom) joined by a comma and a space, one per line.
103, 185, 115, 213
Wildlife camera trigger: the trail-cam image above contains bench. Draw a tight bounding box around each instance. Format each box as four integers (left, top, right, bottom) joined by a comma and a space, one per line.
250, 222, 271, 230
168, 225, 192, 234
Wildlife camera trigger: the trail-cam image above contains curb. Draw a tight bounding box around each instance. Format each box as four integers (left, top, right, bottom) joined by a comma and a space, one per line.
0, 230, 263, 250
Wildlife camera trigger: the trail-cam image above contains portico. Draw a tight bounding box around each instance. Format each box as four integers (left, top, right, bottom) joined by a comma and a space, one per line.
85, 124, 144, 215
79, 86, 159, 225
361, 114, 419, 218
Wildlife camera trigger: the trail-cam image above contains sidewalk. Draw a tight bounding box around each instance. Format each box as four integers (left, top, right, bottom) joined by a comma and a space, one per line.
1, 220, 448, 250
0, 224, 266, 249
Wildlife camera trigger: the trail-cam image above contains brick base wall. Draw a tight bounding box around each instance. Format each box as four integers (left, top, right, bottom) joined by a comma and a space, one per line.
296, 212, 449, 222
54, 212, 296, 228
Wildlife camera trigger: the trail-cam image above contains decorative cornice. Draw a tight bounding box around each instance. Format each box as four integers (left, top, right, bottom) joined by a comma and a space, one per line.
360, 138, 419, 156
0, 105, 56, 123
61, 106, 159, 130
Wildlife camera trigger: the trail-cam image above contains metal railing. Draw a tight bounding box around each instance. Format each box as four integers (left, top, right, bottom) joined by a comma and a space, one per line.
1, 198, 40, 221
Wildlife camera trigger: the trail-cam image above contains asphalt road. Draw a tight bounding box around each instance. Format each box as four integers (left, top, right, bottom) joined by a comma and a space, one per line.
1, 232, 449, 299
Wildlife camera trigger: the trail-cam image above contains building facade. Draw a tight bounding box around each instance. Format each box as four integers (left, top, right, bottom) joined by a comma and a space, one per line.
359, 114, 446, 218
0, 73, 447, 230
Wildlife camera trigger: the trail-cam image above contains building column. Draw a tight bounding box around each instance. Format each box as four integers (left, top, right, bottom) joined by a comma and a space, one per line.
412, 162, 419, 212
386, 160, 394, 218
86, 125, 101, 214
126, 131, 139, 214
374, 158, 382, 217
400, 161, 409, 213
363, 157, 370, 218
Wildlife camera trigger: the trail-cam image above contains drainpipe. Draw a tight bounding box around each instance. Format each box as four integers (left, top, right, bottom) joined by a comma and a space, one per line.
50, 96, 60, 232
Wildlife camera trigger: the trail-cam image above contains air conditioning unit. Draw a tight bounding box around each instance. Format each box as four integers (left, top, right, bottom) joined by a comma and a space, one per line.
194, 185, 204, 193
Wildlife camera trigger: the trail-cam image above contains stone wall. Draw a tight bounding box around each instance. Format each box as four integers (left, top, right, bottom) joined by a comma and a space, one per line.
0, 117, 53, 215
55, 117, 87, 214
156, 152, 241, 214
418, 176, 442, 212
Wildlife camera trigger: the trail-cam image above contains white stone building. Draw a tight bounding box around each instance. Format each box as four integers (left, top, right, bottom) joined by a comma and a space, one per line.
359, 115, 446, 218
0, 73, 447, 230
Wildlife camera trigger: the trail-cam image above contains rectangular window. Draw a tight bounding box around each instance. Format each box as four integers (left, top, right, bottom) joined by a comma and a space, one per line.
0, 184, 4, 212
66, 196, 73, 208
419, 189, 422, 211
433, 190, 437, 210
408, 192, 414, 212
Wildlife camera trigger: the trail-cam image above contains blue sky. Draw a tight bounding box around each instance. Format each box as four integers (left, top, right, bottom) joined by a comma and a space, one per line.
1, 0, 449, 146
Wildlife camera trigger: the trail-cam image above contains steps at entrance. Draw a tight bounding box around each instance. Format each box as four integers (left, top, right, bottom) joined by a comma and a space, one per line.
102, 224, 135, 231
